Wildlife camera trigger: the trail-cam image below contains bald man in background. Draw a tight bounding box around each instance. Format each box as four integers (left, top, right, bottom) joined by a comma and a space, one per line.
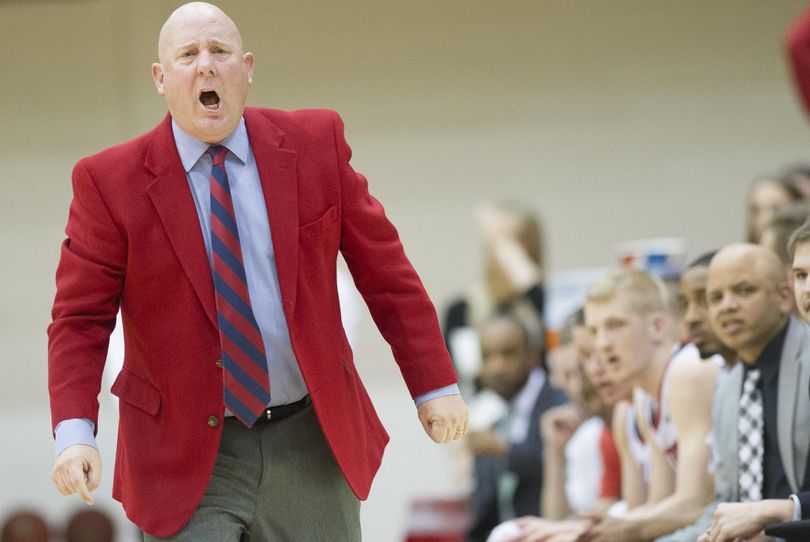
47, 3, 467, 540
664, 244, 810, 542
696, 232, 810, 541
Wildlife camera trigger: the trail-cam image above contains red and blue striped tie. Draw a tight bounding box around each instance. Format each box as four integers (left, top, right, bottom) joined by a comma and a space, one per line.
208, 145, 271, 427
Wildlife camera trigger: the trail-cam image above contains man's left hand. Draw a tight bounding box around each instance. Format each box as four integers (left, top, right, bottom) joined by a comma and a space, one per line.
700, 500, 792, 542
417, 394, 468, 443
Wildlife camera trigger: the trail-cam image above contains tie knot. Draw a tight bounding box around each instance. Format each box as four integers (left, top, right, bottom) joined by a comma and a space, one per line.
207, 145, 227, 166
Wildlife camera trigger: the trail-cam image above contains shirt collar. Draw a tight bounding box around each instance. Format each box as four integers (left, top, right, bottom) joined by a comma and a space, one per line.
510, 367, 545, 411
171, 117, 250, 172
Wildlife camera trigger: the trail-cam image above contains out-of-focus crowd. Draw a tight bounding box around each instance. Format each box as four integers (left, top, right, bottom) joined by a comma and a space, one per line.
440, 10, 810, 542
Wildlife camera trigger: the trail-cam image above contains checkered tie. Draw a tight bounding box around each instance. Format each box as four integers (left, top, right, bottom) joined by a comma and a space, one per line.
208, 145, 272, 427
737, 368, 763, 502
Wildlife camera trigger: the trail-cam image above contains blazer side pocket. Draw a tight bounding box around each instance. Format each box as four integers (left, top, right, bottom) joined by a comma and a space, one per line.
111, 368, 161, 416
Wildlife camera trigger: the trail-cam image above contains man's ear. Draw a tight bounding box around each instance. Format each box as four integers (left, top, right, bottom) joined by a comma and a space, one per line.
778, 281, 796, 315
243, 52, 255, 85
647, 311, 668, 343
151, 63, 166, 95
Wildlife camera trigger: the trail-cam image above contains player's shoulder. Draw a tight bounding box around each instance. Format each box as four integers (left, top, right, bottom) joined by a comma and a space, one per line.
669, 343, 718, 382
666, 344, 718, 405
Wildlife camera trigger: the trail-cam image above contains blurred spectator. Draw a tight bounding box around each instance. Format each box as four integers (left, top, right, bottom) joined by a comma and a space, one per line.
65, 509, 115, 542
746, 176, 802, 244
485, 309, 633, 542
781, 164, 810, 199
541, 310, 613, 520
444, 203, 545, 396
0, 511, 48, 542
465, 313, 566, 542
790, 217, 810, 323
760, 201, 810, 266
677, 251, 737, 367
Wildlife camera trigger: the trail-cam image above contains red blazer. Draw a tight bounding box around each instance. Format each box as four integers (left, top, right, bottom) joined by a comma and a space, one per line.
48, 107, 457, 537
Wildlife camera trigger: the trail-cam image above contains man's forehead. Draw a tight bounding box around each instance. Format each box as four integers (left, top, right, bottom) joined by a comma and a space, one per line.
707, 259, 761, 289
585, 299, 634, 324
572, 325, 592, 343
481, 318, 524, 341
794, 242, 810, 266
159, 4, 242, 56
164, 19, 237, 44
681, 266, 708, 291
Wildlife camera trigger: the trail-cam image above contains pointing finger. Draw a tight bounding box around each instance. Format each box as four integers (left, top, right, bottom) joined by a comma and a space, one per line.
68, 461, 94, 505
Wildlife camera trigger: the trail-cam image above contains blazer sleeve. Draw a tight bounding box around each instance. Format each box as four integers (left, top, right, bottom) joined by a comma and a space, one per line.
48, 158, 127, 434
797, 491, 810, 520
330, 111, 457, 398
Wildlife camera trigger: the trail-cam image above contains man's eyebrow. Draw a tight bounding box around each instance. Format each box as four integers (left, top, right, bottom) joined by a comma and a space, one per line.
175, 41, 198, 51
729, 280, 756, 290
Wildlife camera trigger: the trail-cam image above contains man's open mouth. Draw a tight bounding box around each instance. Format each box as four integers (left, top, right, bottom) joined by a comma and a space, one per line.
200, 90, 221, 110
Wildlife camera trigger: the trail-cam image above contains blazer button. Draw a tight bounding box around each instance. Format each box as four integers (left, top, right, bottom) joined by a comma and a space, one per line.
208, 416, 219, 427
215, 359, 222, 368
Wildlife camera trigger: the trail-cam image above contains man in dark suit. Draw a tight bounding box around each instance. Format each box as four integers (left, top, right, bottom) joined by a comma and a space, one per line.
465, 313, 567, 542
47, 3, 467, 540
695, 236, 810, 542
662, 244, 810, 542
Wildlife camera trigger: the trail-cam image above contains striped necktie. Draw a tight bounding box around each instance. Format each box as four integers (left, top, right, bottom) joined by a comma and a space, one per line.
208, 145, 271, 427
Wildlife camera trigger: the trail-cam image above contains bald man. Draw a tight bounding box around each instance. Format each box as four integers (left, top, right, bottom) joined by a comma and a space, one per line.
47, 3, 466, 540
664, 244, 810, 542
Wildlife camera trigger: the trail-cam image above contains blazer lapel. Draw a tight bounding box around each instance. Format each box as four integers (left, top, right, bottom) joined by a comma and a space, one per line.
719, 364, 743, 501
783, 318, 810, 489
778, 317, 805, 492
145, 114, 217, 330
244, 108, 299, 318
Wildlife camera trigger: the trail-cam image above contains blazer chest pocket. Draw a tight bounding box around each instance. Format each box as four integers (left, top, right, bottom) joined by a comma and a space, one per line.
111, 368, 161, 416
299, 205, 338, 239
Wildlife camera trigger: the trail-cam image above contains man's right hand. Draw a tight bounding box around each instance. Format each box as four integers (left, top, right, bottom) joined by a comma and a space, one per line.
541, 403, 583, 451
51, 444, 102, 505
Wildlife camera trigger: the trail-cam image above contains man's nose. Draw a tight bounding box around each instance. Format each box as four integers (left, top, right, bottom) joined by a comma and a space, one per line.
197, 51, 216, 77
586, 354, 606, 375
684, 303, 701, 326
594, 329, 610, 351
717, 293, 737, 313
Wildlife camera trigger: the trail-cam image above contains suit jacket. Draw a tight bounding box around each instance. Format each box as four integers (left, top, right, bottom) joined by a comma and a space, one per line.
48, 107, 458, 537
666, 316, 810, 541
466, 373, 568, 542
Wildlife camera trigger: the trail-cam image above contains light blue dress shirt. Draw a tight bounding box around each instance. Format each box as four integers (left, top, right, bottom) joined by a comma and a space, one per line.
54, 118, 458, 456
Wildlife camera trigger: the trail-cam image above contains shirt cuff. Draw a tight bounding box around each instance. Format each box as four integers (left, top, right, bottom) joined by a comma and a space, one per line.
790, 494, 801, 521
414, 384, 461, 407
54, 418, 98, 458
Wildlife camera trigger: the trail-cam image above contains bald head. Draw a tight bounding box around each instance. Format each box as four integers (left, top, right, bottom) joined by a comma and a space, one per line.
706, 243, 792, 363
158, 2, 243, 63
710, 243, 786, 287
151, 1, 254, 144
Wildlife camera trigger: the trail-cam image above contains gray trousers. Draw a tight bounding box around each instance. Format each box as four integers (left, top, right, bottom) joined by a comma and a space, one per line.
144, 404, 361, 542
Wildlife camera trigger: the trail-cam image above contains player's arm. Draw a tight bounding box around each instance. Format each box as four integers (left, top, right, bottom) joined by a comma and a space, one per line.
611, 400, 646, 509
625, 356, 719, 537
